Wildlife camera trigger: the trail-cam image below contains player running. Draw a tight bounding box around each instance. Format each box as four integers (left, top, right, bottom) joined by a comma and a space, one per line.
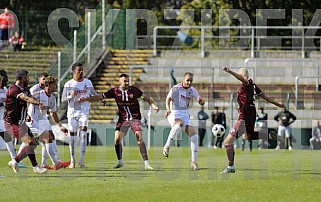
27, 76, 70, 170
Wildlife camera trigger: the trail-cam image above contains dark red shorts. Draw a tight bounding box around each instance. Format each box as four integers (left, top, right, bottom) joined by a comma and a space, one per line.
230, 108, 256, 138
116, 119, 142, 134
5, 121, 33, 139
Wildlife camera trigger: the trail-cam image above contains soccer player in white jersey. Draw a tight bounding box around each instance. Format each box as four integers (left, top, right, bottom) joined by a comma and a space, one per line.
29, 73, 48, 95
62, 63, 98, 169
0, 70, 13, 157
27, 76, 70, 170
163, 72, 205, 170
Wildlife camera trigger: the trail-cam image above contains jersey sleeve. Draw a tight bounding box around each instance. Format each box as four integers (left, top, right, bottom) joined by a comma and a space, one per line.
9, 86, 24, 99
49, 96, 57, 112
192, 87, 201, 100
254, 84, 263, 96
102, 88, 115, 99
134, 87, 143, 98
61, 81, 71, 102
87, 79, 98, 96
167, 87, 173, 98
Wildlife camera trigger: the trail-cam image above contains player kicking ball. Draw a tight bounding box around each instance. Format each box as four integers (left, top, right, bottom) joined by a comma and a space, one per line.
163, 72, 205, 171
221, 67, 284, 173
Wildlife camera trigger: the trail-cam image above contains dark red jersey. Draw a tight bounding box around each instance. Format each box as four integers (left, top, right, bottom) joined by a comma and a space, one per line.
237, 78, 262, 119
102, 86, 143, 121
5, 84, 30, 124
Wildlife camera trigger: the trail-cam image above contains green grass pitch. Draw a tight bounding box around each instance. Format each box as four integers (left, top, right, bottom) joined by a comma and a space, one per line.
1, 145, 321, 202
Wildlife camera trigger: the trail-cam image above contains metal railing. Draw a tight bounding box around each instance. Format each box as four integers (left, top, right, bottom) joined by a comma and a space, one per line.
245, 58, 320, 109
153, 26, 321, 58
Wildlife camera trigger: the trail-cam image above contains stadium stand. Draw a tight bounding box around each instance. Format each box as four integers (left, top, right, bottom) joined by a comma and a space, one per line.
89, 49, 153, 123
0, 47, 61, 85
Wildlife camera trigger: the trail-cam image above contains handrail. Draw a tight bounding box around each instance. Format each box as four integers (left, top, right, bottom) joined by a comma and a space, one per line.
60, 25, 103, 81
295, 76, 321, 109
153, 25, 321, 58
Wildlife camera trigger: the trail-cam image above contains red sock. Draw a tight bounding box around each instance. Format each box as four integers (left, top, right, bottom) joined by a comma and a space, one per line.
14, 146, 28, 163
138, 142, 148, 161
225, 144, 235, 166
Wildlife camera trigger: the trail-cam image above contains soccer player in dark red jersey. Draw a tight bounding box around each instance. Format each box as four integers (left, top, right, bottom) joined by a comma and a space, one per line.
6, 69, 48, 174
221, 67, 284, 173
78, 74, 159, 169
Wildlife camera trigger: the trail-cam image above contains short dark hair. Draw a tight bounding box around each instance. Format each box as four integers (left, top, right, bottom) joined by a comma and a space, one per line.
39, 73, 48, 78
16, 69, 29, 80
119, 73, 129, 78
184, 72, 193, 77
0, 70, 7, 77
72, 63, 82, 71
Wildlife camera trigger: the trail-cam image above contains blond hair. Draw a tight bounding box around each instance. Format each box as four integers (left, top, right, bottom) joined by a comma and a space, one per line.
238, 68, 249, 77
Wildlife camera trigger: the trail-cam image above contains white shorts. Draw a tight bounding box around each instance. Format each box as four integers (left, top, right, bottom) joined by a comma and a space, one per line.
26, 119, 52, 137
68, 114, 89, 132
277, 125, 292, 138
167, 110, 193, 127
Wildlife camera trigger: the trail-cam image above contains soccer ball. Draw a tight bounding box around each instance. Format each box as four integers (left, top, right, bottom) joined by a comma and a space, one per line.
212, 124, 225, 137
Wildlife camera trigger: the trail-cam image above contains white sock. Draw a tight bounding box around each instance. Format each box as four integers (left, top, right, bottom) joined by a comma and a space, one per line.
144, 160, 150, 167
165, 124, 181, 148
190, 135, 198, 163
5, 141, 16, 159
41, 142, 49, 166
69, 135, 76, 163
118, 159, 123, 164
17, 142, 26, 155
52, 140, 59, 160
46, 143, 58, 165
79, 131, 87, 162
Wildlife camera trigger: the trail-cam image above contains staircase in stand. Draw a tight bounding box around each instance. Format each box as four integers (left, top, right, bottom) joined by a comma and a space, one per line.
89, 49, 153, 123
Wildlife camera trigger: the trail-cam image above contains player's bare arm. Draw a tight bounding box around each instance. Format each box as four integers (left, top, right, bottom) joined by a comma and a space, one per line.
165, 96, 172, 118
141, 95, 159, 113
77, 94, 104, 102
222, 66, 249, 84
19, 93, 42, 105
260, 93, 284, 108
50, 111, 68, 135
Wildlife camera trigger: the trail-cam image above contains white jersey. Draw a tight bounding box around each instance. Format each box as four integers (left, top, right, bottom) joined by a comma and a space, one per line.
62, 78, 97, 118
0, 86, 7, 122
29, 84, 44, 95
28, 90, 56, 121
167, 83, 201, 111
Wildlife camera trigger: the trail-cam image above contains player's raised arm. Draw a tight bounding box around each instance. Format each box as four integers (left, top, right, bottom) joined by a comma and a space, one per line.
141, 95, 159, 113
222, 66, 249, 85
260, 93, 284, 108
